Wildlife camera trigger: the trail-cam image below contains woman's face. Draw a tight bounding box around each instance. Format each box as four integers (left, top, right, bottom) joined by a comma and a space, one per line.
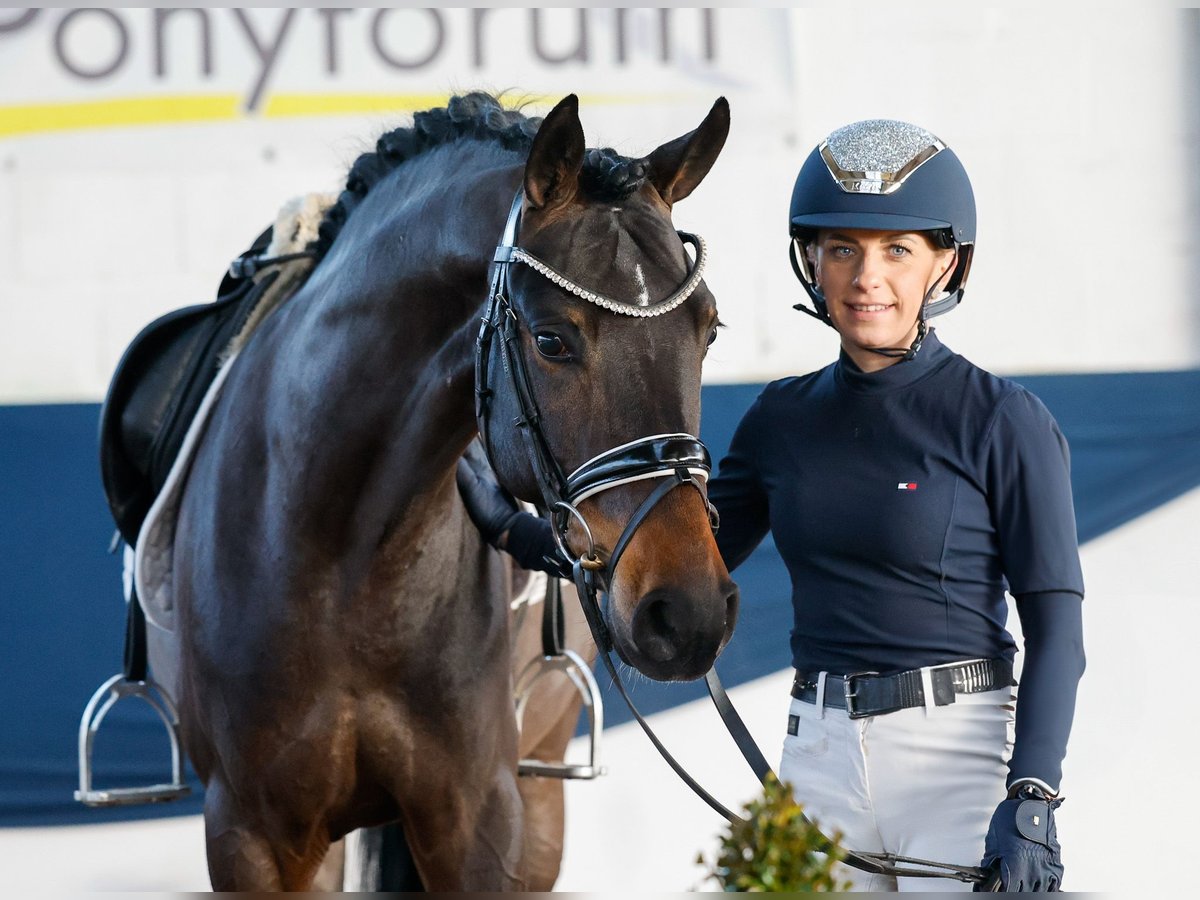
808, 228, 955, 370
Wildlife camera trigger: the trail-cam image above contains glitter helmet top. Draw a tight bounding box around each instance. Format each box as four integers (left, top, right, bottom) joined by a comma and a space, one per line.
821, 119, 944, 195
787, 118, 977, 319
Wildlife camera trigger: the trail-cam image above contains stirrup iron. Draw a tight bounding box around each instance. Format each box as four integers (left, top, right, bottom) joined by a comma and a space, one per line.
75, 673, 191, 806
515, 649, 606, 780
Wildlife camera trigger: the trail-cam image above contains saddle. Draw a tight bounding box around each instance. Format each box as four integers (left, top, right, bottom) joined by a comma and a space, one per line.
99, 195, 331, 547
99, 230, 269, 546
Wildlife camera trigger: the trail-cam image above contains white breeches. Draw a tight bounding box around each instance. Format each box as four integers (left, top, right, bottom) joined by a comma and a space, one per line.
778, 682, 1015, 892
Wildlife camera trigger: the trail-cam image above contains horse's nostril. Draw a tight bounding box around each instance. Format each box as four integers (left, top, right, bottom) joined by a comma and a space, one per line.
646, 594, 674, 638
630, 589, 680, 663
631, 584, 734, 666
724, 583, 740, 634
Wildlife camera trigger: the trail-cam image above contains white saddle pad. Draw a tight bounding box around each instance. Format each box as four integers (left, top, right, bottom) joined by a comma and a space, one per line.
134, 348, 242, 632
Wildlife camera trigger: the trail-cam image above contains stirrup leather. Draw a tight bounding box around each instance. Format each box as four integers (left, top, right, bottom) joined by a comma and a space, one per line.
514, 649, 606, 780
75, 673, 191, 806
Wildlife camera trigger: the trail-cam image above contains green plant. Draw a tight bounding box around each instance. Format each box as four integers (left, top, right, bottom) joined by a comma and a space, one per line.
696, 773, 851, 892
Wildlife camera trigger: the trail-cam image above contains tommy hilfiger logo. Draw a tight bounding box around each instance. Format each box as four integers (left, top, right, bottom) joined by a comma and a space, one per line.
897, 482, 918, 491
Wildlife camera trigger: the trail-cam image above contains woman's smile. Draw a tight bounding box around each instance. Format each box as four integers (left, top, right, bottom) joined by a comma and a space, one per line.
809, 228, 954, 371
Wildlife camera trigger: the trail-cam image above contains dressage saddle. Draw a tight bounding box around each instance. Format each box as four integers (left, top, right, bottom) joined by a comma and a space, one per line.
98, 227, 282, 546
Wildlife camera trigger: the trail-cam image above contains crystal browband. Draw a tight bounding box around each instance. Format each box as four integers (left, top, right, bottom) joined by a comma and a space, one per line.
509, 232, 707, 318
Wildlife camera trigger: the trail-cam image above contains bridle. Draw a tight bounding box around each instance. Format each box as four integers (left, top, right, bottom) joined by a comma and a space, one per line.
474, 189, 988, 887
474, 191, 718, 654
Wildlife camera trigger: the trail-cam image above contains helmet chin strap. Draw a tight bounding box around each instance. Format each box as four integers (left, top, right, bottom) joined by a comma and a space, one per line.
864, 317, 926, 362
863, 286, 934, 362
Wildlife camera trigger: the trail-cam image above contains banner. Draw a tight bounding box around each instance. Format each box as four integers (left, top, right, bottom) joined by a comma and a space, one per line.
0, 8, 797, 403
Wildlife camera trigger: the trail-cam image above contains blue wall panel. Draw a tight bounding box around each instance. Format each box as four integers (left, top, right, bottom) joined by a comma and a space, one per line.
3, 368, 1199, 825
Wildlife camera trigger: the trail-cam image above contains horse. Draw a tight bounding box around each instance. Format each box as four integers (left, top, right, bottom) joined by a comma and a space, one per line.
166, 91, 736, 890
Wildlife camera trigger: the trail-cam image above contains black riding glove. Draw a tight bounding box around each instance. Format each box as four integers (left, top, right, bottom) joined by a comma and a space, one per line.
976, 785, 1064, 892
456, 442, 566, 577
455, 442, 524, 549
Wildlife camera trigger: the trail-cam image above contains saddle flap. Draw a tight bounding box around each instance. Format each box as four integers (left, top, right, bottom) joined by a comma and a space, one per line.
98, 229, 276, 546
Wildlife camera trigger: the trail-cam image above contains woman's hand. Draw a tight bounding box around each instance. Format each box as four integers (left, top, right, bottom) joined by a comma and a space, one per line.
976, 786, 1064, 892
455, 441, 522, 549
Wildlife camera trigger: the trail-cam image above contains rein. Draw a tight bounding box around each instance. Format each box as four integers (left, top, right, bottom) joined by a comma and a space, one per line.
473, 189, 985, 885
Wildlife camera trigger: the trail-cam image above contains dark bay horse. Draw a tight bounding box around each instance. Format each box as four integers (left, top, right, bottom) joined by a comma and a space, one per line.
170, 92, 736, 890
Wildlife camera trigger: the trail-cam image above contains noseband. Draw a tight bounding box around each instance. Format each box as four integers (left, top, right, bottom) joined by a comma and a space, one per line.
474, 191, 718, 653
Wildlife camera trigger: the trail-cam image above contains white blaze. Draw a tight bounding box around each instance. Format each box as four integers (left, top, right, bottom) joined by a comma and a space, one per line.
634, 263, 650, 306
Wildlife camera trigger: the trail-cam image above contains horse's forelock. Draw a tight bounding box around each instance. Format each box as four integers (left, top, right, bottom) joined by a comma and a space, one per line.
580, 148, 649, 203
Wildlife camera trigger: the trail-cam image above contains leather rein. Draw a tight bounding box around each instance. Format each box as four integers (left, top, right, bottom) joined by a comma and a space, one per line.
473, 190, 986, 885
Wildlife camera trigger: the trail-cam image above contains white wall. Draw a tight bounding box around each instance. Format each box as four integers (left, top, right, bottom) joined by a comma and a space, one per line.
1, 8, 1196, 405
0, 8, 793, 403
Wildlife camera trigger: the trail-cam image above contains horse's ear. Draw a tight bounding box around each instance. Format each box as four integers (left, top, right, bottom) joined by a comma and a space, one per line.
525, 95, 585, 211
646, 97, 730, 206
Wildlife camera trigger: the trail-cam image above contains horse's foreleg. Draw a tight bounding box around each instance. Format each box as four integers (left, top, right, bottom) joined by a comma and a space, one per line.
404, 763, 526, 891
204, 776, 283, 890
516, 776, 566, 891
465, 765, 527, 890
203, 774, 332, 891
310, 837, 346, 891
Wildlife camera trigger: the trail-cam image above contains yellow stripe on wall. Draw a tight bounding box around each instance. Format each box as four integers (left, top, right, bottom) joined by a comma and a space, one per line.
0, 92, 484, 138
0, 91, 697, 139
0, 95, 242, 139
264, 93, 459, 119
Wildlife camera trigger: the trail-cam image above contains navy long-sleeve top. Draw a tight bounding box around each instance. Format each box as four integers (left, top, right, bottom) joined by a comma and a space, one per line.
709, 329, 1084, 673
707, 329, 1085, 788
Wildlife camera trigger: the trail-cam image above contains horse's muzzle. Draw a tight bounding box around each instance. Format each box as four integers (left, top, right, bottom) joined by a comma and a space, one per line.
620, 579, 739, 682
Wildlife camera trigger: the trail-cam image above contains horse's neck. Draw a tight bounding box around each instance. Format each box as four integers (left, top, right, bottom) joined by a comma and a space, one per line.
263, 158, 521, 534
297, 160, 518, 465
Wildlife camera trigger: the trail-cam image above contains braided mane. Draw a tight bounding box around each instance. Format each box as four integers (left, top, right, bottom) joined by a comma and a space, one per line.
310, 91, 649, 260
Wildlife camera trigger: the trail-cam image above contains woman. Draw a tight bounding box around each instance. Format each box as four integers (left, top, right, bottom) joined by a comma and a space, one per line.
457, 119, 1085, 892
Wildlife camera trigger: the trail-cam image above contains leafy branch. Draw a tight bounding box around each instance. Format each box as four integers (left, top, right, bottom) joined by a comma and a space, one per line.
696, 773, 851, 892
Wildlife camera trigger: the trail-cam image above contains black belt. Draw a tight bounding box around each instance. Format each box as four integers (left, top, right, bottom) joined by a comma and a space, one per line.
791, 658, 1013, 720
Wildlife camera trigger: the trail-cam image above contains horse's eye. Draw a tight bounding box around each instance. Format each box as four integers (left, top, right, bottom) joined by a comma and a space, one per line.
707, 326, 719, 347
535, 332, 569, 360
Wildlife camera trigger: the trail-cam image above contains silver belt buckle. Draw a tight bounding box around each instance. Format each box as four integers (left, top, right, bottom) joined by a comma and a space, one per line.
842, 670, 879, 719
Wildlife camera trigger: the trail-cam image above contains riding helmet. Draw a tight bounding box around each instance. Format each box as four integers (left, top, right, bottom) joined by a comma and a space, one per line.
788, 119, 976, 325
